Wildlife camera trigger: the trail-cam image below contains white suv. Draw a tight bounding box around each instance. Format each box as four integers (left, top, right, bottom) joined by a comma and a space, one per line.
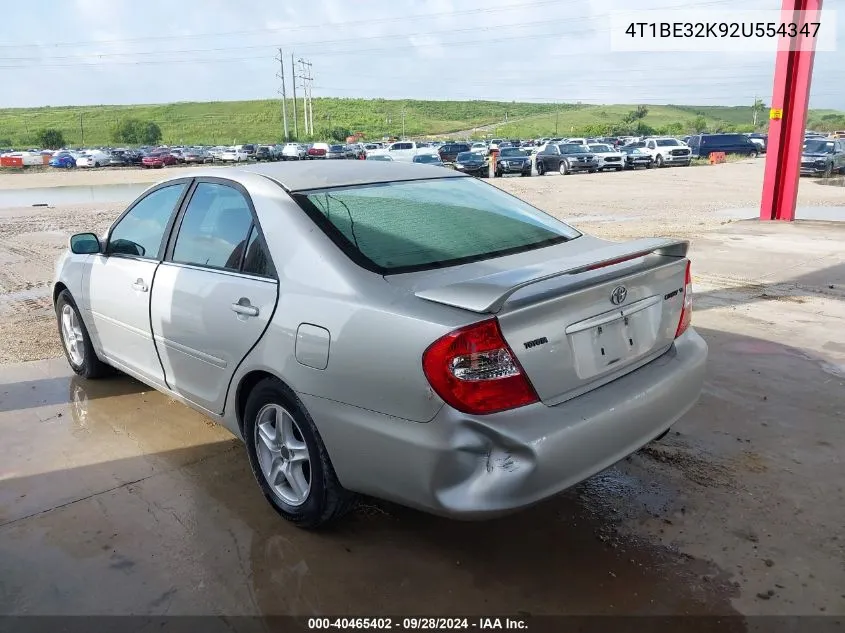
281, 143, 306, 160
642, 138, 692, 167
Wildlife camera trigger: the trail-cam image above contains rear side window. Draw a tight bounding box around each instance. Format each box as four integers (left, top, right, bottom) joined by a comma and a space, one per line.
293, 177, 580, 274
172, 182, 253, 271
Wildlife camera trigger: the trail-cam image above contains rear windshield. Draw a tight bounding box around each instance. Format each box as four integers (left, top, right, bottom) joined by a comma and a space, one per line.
292, 177, 580, 274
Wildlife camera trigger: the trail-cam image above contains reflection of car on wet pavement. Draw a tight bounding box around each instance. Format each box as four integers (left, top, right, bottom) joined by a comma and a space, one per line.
52, 161, 707, 528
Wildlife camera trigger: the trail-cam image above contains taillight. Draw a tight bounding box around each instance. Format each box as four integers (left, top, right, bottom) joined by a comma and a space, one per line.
422, 319, 538, 415
675, 260, 693, 338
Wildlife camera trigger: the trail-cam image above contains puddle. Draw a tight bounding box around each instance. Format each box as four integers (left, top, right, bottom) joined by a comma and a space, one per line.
715, 206, 845, 221
0, 184, 147, 209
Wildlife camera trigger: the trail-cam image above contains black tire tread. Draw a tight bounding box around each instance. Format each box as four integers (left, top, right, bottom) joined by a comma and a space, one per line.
245, 377, 357, 529
55, 289, 109, 379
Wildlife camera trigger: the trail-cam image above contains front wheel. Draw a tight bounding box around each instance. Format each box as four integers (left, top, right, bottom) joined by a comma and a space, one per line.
646, 162, 653, 169
615, 166, 624, 172
655, 155, 664, 168
559, 160, 569, 175
823, 162, 833, 178
244, 378, 356, 528
521, 170, 531, 177
748, 151, 758, 159
56, 290, 108, 379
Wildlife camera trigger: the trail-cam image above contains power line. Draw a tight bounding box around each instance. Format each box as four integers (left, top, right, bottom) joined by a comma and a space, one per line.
0, 0, 568, 50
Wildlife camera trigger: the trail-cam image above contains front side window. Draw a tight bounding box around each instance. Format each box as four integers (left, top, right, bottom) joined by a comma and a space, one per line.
172, 182, 253, 271
293, 177, 581, 274
107, 183, 186, 258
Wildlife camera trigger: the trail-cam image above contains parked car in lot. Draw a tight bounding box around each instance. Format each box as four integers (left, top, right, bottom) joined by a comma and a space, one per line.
470, 142, 489, 156
281, 143, 306, 160
254, 146, 275, 162
619, 145, 655, 169
638, 138, 692, 167
326, 145, 348, 160
49, 152, 77, 168
346, 143, 367, 160
438, 142, 472, 163
307, 142, 330, 159
366, 154, 393, 161
536, 143, 598, 175
588, 144, 625, 171
746, 133, 768, 153
452, 151, 487, 176
800, 138, 845, 177
686, 134, 760, 159
55, 161, 706, 528
142, 150, 178, 168
75, 150, 110, 168
184, 148, 213, 164
412, 153, 444, 166
494, 147, 532, 177
220, 147, 250, 163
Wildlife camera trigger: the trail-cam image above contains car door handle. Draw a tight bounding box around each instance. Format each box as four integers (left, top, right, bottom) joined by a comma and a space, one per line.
131, 278, 148, 292
231, 300, 259, 317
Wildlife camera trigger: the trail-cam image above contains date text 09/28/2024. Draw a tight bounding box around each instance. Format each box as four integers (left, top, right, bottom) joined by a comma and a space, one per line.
307, 617, 528, 630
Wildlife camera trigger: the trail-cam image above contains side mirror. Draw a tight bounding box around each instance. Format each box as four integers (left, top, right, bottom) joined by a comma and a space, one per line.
69, 232, 101, 255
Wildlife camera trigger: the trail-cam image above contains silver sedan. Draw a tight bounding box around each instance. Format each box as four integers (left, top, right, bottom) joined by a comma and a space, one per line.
54, 162, 707, 527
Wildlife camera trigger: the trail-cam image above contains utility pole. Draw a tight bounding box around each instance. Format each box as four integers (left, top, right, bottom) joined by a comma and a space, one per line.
753, 95, 759, 127
79, 112, 84, 146
401, 107, 406, 139
297, 58, 313, 137
276, 48, 289, 141
290, 53, 298, 138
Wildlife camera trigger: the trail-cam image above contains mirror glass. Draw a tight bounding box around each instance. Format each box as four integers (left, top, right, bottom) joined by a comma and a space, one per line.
69, 233, 101, 254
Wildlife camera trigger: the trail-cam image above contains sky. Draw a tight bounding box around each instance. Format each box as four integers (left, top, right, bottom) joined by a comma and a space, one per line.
0, 0, 842, 109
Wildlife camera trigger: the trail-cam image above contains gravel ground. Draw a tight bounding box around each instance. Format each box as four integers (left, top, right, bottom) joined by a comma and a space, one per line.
0, 159, 842, 363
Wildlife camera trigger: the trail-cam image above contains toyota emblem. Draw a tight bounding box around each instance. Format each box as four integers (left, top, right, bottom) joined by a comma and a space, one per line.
610, 285, 628, 305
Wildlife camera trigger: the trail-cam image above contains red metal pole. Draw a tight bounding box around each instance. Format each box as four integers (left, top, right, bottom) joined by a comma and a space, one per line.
760, 0, 823, 221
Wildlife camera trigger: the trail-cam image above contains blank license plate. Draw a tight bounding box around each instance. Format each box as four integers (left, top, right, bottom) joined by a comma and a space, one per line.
569, 316, 638, 380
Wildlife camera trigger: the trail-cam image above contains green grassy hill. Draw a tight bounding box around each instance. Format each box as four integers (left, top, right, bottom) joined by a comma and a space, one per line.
0, 98, 842, 147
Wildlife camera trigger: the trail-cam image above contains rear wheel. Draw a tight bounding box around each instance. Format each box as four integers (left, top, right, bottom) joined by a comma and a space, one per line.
56, 290, 108, 379
748, 151, 758, 159
244, 378, 356, 528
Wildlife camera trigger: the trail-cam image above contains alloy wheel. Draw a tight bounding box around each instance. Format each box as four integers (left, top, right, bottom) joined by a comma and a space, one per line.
254, 403, 312, 506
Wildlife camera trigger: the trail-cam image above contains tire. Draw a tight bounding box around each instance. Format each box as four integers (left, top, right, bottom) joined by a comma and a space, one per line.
559, 160, 569, 175
495, 169, 503, 178
588, 168, 597, 174
536, 160, 545, 176
521, 170, 531, 177
615, 166, 623, 172
244, 377, 357, 528
823, 162, 833, 178
655, 155, 664, 168
646, 162, 653, 169
748, 151, 758, 159
55, 290, 108, 379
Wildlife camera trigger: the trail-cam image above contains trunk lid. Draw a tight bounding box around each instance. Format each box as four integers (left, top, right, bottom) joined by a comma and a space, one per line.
392, 236, 689, 405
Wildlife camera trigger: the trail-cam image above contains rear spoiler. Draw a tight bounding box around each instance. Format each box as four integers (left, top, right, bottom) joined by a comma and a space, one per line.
415, 238, 689, 314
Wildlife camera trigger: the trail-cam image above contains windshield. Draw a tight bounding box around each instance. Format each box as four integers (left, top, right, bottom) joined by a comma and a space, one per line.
559, 144, 588, 154
293, 178, 579, 274
656, 139, 681, 147
500, 148, 527, 157
804, 140, 835, 153
589, 144, 612, 153
456, 152, 480, 161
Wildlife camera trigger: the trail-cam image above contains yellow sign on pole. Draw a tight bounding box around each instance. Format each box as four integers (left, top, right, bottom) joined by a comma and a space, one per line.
769, 108, 784, 120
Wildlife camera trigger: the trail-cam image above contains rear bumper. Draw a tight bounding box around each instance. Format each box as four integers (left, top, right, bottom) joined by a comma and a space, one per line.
305, 329, 708, 519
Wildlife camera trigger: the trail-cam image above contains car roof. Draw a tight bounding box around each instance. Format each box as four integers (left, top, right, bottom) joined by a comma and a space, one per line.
201, 160, 467, 192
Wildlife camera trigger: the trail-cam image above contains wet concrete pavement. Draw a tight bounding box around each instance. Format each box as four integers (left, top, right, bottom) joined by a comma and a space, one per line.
1, 220, 844, 618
